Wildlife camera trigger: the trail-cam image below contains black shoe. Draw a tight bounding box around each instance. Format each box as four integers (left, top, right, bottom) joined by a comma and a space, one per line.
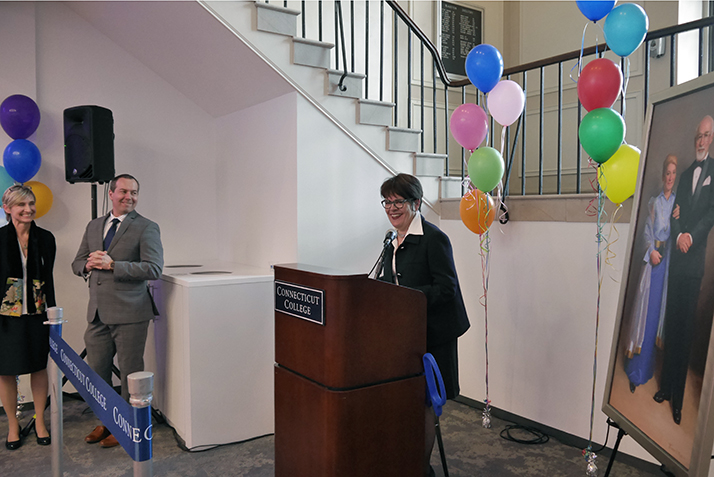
653, 390, 668, 403
629, 381, 636, 393
673, 409, 681, 425
5, 426, 22, 450
36, 431, 51, 446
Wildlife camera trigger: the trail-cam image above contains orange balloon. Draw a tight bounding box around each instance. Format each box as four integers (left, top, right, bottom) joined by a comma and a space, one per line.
459, 189, 495, 235
25, 181, 53, 218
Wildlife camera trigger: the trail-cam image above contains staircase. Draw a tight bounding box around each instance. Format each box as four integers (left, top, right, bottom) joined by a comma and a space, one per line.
200, 0, 457, 206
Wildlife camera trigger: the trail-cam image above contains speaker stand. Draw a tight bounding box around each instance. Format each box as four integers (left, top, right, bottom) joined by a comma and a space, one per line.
91, 183, 98, 220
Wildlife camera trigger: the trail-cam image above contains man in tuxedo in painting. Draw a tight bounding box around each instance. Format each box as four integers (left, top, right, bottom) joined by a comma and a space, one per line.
654, 115, 714, 425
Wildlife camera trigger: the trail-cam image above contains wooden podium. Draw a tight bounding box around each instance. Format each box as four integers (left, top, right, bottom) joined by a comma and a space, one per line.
274, 263, 427, 477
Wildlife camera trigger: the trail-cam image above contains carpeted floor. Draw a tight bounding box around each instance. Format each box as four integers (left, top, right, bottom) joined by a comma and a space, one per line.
0, 397, 664, 476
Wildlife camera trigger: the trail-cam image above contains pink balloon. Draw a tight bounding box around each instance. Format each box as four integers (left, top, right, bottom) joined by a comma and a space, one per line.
487, 80, 525, 127
450, 103, 488, 151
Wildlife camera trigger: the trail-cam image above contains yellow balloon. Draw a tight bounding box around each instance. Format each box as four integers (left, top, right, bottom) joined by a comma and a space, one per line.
598, 144, 640, 204
25, 181, 53, 218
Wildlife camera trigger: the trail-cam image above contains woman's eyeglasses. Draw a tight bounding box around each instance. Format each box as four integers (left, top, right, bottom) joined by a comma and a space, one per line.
381, 199, 410, 209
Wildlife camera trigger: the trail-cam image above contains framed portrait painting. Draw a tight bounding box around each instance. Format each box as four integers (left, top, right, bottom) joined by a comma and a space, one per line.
603, 72, 714, 477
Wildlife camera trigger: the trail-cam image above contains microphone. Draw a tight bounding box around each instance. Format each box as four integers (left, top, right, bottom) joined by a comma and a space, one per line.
383, 229, 397, 247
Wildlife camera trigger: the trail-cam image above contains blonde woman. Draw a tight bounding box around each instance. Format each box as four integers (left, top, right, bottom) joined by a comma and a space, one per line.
0, 185, 56, 449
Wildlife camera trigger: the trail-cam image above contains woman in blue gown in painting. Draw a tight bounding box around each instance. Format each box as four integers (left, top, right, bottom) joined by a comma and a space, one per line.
625, 155, 678, 393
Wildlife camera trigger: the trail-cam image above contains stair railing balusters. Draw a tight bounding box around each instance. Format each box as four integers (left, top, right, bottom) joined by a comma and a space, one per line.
351, 1, 355, 73
335, 0, 349, 92
407, 29, 412, 129
444, 85, 449, 176
420, 42, 425, 153
433, 61, 437, 154
557, 64, 563, 195
379, 0, 384, 101
365, 0, 369, 99
394, 10, 398, 125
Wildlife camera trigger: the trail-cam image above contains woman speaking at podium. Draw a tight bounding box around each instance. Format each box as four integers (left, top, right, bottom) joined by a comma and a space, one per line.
377, 173, 470, 476
0, 184, 56, 450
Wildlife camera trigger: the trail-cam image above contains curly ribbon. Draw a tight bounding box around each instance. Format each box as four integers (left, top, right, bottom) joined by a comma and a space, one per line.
571, 21, 608, 84
604, 203, 623, 274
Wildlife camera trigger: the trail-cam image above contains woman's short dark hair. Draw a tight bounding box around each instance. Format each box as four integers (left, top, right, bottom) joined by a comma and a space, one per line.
380, 173, 423, 210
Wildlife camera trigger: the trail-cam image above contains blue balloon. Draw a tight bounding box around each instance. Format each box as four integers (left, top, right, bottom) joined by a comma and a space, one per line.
3, 139, 41, 183
576, 0, 617, 22
0, 95, 41, 140
0, 166, 14, 197
465, 44, 503, 94
604, 3, 649, 57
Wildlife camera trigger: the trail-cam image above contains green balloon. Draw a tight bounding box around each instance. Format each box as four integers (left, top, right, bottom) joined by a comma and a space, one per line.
468, 147, 504, 192
579, 108, 626, 164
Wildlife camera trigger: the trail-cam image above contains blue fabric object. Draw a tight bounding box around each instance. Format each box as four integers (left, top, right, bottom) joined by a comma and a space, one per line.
423, 353, 447, 417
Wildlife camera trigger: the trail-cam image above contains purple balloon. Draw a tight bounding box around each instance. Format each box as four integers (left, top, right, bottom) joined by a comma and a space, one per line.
3, 139, 41, 183
0, 95, 41, 139
450, 103, 488, 152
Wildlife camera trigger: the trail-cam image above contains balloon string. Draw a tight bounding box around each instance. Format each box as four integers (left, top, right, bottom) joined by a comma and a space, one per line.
499, 127, 507, 157
587, 183, 605, 453
621, 58, 631, 128
479, 230, 491, 413
572, 22, 590, 82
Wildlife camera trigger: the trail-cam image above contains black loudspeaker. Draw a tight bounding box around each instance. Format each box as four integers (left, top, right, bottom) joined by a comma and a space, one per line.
64, 105, 115, 184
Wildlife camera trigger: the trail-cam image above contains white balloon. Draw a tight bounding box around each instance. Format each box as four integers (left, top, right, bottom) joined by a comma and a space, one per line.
487, 80, 526, 127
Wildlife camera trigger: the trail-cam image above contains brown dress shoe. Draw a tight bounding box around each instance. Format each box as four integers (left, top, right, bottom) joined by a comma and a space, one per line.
85, 425, 111, 444
100, 434, 119, 448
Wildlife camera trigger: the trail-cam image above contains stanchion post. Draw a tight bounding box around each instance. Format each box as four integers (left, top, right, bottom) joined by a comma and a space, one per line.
45, 307, 65, 477
129, 371, 154, 477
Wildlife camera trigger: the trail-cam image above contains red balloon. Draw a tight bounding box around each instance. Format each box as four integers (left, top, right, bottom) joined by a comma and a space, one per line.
577, 59, 623, 112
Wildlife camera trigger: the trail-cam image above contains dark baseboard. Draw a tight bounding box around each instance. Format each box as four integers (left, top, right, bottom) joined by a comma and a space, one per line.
454, 395, 664, 475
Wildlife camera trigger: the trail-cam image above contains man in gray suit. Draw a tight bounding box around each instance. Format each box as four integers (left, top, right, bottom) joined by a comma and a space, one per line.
72, 174, 163, 448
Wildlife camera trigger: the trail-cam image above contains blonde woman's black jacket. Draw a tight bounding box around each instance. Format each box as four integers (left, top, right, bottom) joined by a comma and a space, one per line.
379, 216, 470, 347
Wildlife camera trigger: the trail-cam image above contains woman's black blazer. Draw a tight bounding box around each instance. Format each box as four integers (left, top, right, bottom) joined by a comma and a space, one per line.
379, 216, 470, 347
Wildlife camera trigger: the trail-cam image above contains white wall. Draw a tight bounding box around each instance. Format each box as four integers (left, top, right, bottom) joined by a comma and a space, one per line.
215, 92, 299, 268
295, 95, 396, 271
445, 218, 659, 462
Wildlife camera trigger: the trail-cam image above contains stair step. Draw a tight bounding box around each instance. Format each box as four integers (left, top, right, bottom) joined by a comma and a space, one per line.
440, 176, 465, 199
414, 153, 447, 177
326, 69, 365, 99
254, 2, 300, 37
358, 99, 395, 127
293, 38, 334, 69
387, 127, 421, 153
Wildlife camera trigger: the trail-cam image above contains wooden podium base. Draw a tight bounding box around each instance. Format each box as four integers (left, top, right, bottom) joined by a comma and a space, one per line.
275, 365, 425, 477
